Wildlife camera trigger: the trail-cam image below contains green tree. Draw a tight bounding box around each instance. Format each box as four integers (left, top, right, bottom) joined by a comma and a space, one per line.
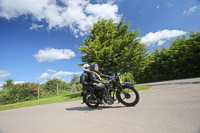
79, 18, 148, 76
41, 78, 69, 95
121, 72, 135, 83
2, 79, 14, 89
136, 30, 200, 83
70, 75, 82, 91
168, 31, 200, 78
70, 75, 80, 85
0, 82, 40, 104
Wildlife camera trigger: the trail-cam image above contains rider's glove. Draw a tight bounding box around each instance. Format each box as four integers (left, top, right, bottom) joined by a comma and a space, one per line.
97, 83, 103, 87
102, 81, 108, 85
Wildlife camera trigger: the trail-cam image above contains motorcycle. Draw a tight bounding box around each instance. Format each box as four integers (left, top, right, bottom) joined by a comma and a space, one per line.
81, 73, 140, 108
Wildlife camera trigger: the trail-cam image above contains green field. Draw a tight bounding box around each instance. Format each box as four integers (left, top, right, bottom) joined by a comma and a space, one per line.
0, 86, 149, 111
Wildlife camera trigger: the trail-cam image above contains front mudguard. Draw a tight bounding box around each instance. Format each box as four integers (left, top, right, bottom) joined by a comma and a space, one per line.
122, 82, 135, 88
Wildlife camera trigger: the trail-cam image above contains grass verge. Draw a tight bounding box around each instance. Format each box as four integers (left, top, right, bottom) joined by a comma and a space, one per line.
135, 86, 151, 91
0, 93, 81, 111
0, 86, 149, 111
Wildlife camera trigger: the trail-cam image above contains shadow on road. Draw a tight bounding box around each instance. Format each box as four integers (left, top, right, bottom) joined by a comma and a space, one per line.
66, 105, 126, 112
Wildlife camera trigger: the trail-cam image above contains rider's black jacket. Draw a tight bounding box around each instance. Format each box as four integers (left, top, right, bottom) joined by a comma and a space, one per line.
89, 71, 110, 84
80, 71, 93, 86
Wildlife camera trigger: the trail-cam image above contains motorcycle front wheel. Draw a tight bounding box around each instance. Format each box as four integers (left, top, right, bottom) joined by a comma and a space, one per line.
116, 86, 139, 106
83, 94, 99, 108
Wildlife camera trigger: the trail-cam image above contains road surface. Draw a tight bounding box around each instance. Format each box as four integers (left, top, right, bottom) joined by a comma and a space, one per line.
0, 79, 200, 133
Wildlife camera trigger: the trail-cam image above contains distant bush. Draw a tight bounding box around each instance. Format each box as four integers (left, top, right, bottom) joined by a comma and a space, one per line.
0, 78, 82, 105
0, 82, 39, 105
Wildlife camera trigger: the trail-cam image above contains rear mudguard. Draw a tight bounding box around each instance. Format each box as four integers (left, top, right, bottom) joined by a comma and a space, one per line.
81, 91, 90, 103
81, 91, 89, 96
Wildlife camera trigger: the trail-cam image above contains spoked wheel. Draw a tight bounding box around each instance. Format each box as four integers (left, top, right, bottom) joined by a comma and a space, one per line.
116, 86, 139, 106
83, 94, 99, 108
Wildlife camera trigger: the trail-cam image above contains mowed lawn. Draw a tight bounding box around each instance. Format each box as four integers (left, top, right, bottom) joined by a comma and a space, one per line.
0, 86, 149, 111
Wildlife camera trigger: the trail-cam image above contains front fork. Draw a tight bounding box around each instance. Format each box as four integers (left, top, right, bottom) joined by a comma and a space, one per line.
116, 84, 126, 103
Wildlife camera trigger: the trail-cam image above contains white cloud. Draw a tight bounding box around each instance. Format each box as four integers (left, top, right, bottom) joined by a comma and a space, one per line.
47, 69, 57, 73
156, 5, 160, 9
38, 69, 82, 79
33, 48, 76, 62
0, 82, 4, 90
14, 81, 25, 84
85, 3, 121, 23
183, 5, 199, 15
141, 29, 187, 46
0, 70, 11, 78
0, 0, 122, 37
29, 23, 44, 31
52, 71, 82, 79
39, 72, 51, 79
157, 40, 166, 46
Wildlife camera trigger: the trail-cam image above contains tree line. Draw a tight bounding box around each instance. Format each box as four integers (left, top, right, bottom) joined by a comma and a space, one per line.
0, 76, 81, 105
135, 31, 200, 83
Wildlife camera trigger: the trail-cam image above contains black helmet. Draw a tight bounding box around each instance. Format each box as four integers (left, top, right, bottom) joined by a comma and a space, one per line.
91, 63, 98, 70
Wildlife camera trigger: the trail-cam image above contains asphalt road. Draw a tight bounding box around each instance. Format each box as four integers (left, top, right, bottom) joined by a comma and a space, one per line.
0, 80, 200, 133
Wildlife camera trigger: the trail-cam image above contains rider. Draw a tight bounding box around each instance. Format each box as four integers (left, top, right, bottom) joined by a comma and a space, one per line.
80, 64, 95, 104
89, 63, 111, 103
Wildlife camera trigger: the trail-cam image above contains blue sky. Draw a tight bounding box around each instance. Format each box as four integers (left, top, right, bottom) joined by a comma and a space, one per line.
0, 0, 199, 84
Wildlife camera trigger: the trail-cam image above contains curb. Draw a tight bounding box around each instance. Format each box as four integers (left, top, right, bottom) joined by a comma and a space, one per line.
135, 78, 200, 86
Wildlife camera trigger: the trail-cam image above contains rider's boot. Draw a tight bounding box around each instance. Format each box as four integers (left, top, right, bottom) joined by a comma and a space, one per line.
99, 94, 106, 105
99, 99, 106, 105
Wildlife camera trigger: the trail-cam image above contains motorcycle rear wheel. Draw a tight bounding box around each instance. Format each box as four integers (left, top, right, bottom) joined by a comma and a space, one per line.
83, 94, 99, 108
116, 86, 139, 106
